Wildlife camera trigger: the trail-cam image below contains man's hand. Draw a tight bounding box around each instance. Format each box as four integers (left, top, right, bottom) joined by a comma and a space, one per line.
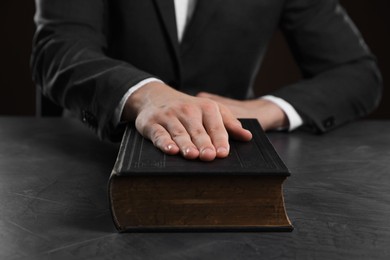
121, 82, 252, 161
196, 92, 289, 131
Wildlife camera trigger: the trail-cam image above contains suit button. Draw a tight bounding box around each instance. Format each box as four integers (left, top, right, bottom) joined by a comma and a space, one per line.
81, 110, 98, 129
322, 117, 335, 129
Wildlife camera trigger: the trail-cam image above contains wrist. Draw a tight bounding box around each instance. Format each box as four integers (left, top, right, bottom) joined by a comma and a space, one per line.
121, 81, 169, 121
260, 95, 303, 131
252, 99, 289, 130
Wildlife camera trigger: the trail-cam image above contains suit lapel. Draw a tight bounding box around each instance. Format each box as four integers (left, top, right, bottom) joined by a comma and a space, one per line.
153, 0, 180, 62
152, 0, 223, 74
181, 0, 223, 55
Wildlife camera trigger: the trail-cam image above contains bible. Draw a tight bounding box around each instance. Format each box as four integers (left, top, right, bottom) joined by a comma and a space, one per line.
108, 119, 293, 232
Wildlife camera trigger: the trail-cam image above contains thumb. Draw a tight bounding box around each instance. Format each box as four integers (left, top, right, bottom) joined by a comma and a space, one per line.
218, 104, 252, 141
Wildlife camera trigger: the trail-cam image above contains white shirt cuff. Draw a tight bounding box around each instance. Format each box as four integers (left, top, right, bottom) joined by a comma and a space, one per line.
261, 95, 303, 131
113, 78, 163, 126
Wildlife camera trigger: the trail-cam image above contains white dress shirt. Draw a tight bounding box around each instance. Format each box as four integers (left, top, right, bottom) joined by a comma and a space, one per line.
115, 0, 303, 131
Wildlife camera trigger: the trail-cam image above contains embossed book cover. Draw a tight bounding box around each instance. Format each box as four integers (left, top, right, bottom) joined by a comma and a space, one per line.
109, 119, 293, 232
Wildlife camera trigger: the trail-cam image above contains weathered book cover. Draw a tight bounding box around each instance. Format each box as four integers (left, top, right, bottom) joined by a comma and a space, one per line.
109, 119, 293, 232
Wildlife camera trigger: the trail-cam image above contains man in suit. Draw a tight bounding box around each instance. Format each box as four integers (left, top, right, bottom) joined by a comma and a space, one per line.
32, 0, 382, 161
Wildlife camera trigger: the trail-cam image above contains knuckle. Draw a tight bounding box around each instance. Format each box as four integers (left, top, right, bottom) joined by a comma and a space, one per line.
141, 124, 161, 139
170, 128, 187, 139
167, 103, 196, 117
191, 127, 205, 137
208, 125, 226, 135
178, 103, 194, 115
163, 109, 175, 118
207, 124, 229, 141
151, 127, 166, 141
201, 101, 218, 113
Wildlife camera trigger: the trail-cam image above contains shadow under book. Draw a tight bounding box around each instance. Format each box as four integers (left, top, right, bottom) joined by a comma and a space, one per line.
109, 119, 293, 232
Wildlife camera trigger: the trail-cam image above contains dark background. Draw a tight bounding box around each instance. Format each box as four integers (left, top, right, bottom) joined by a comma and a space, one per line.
0, 1, 389, 118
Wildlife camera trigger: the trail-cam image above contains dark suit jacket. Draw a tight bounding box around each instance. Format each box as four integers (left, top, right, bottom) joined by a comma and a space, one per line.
31, 0, 382, 140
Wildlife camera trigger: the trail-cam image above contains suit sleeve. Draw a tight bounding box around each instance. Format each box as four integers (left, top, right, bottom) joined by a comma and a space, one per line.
31, 0, 154, 141
273, 0, 382, 133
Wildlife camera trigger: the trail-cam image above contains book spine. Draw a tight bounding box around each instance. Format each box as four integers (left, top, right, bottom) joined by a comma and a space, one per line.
110, 125, 133, 178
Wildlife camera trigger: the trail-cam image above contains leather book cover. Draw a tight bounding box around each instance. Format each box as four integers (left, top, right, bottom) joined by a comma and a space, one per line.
109, 119, 293, 232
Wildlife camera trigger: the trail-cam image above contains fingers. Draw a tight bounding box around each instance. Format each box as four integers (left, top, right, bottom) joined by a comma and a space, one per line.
134, 90, 251, 161
219, 105, 253, 142
137, 103, 221, 161
172, 102, 226, 161
178, 117, 217, 161
164, 118, 202, 160
173, 102, 232, 161
196, 92, 253, 140
201, 104, 230, 159
141, 123, 179, 155
139, 119, 200, 160
225, 119, 253, 141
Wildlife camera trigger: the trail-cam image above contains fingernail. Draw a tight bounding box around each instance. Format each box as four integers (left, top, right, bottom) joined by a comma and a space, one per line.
217, 147, 228, 155
201, 148, 214, 156
184, 147, 195, 155
199, 148, 216, 161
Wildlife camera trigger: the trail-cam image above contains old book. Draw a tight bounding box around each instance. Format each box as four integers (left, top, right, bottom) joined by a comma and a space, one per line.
109, 119, 293, 232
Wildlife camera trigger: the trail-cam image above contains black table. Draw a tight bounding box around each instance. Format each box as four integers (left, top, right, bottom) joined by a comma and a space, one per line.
1, 118, 389, 259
